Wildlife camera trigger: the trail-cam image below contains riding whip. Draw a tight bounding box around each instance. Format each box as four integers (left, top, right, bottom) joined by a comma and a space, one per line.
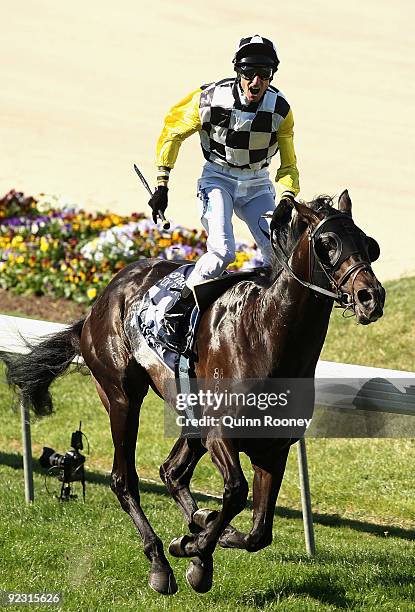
133, 164, 170, 230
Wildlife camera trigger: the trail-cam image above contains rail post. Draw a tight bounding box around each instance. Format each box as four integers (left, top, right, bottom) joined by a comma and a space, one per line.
297, 438, 316, 556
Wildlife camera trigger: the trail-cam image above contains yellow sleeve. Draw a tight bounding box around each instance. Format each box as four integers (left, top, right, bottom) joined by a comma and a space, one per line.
156, 88, 202, 169
275, 108, 300, 200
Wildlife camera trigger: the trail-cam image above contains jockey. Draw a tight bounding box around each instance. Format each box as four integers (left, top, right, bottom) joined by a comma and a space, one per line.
149, 35, 300, 349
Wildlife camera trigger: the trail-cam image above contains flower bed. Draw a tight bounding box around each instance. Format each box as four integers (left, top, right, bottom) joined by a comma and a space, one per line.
0, 190, 263, 303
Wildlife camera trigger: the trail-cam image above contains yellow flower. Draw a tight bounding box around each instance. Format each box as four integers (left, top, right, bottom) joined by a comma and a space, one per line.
235, 252, 249, 263
60, 263, 67, 272
40, 237, 49, 252
158, 238, 172, 248
87, 287, 97, 300
11, 235, 24, 246
16, 255, 25, 264
0, 262, 6, 272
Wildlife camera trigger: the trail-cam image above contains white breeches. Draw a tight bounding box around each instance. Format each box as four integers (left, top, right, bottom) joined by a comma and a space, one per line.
186, 161, 276, 288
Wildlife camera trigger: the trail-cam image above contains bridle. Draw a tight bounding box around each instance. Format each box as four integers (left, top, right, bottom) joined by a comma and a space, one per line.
270, 213, 376, 313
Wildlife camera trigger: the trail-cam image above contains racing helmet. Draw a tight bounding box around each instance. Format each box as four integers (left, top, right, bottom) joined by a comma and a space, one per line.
233, 35, 280, 72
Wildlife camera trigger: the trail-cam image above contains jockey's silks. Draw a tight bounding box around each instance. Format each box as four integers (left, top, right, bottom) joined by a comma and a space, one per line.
155, 78, 299, 198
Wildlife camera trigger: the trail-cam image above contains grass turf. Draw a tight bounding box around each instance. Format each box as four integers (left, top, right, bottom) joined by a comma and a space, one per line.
0, 276, 414, 610
1, 462, 414, 611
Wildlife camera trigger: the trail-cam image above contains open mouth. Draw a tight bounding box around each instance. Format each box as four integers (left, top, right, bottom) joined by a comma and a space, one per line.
249, 85, 260, 96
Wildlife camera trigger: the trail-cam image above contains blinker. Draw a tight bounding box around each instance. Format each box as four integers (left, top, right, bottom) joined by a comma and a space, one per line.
312, 214, 377, 270
366, 236, 380, 262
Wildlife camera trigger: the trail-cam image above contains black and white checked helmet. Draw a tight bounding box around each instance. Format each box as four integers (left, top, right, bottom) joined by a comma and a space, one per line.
233, 35, 280, 71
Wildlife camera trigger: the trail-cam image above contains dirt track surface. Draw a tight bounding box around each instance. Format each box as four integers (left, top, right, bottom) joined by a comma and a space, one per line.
1, 0, 414, 281
0, 289, 87, 323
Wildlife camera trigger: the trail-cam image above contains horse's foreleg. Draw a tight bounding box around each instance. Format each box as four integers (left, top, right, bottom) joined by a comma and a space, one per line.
169, 438, 248, 592
169, 438, 248, 550
245, 445, 290, 552
218, 445, 291, 551
95, 375, 177, 595
159, 437, 207, 532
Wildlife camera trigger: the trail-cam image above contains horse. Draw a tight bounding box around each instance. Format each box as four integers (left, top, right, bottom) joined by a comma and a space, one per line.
2, 190, 385, 595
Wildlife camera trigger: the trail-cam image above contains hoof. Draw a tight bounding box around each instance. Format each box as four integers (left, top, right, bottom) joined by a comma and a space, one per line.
148, 569, 178, 595
192, 508, 218, 529
186, 556, 213, 593
169, 535, 194, 558
218, 525, 247, 549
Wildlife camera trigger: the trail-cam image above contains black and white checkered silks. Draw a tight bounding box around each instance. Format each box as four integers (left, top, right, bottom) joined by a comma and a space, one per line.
199, 79, 290, 170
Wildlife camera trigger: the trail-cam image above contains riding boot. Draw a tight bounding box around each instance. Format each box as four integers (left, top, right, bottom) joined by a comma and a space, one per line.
162, 286, 196, 352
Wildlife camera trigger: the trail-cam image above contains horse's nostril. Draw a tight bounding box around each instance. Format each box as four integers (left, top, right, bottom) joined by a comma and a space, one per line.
357, 288, 374, 306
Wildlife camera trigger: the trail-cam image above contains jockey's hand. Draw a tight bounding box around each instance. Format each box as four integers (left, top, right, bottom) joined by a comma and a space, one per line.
280, 193, 295, 208
148, 186, 168, 223
277, 194, 295, 224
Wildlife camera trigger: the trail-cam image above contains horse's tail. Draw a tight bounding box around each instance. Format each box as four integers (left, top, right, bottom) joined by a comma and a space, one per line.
1, 318, 85, 416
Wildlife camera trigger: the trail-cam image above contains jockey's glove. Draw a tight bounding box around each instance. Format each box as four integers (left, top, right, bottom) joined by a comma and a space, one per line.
148, 186, 168, 223
277, 194, 295, 225
280, 192, 296, 207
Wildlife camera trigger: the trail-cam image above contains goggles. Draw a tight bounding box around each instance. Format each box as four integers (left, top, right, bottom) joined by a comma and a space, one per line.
237, 65, 273, 81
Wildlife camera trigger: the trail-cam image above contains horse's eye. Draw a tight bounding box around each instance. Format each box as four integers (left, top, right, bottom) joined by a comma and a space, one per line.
316, 235, 338, 264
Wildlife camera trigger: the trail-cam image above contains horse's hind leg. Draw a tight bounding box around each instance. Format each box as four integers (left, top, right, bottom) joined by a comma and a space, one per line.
159, 437, 207, 533
93, 364, 177, 595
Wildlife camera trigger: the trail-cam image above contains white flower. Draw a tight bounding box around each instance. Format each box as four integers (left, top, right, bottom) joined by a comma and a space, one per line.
34, 192, 81, 213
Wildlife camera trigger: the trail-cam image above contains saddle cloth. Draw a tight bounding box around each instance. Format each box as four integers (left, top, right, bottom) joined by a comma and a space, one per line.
124, 264, 198, 372
125, 263, 262, 373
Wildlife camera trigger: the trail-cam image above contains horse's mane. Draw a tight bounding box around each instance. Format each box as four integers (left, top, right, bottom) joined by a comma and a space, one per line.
307, 194, 335, 213
267, 195, 335, 284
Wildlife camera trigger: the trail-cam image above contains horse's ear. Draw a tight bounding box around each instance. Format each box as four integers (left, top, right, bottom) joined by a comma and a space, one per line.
338, 189, 352, 214
292, 200, 320, 225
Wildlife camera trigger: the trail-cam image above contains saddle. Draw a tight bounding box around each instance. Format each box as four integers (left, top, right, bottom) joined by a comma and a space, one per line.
193, 268, 260, 312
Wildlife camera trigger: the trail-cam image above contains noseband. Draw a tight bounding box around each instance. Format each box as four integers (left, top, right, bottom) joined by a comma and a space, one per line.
271, 213, 374, 309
